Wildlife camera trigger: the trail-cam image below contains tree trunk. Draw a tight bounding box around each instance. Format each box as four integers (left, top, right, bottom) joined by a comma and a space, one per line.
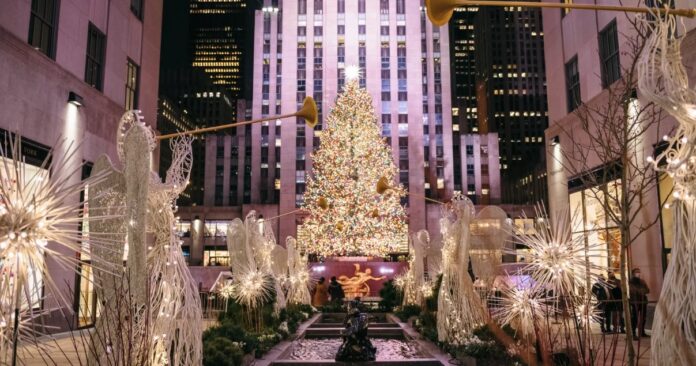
620, 236, 635, 366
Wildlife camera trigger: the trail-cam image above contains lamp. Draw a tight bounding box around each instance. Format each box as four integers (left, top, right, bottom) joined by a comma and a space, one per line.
68, 91, 84, 107
550, 136, 560, 146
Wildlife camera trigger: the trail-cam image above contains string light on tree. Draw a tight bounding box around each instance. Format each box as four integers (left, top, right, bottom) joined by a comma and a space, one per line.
301, 76, 407, 257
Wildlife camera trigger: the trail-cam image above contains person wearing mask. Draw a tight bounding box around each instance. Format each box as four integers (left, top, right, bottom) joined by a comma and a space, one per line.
607, 271, 625, 333
591, 275, 610, 333
629, 268, 650, 337
328, 276, 345, 304
313, 277, 329, 307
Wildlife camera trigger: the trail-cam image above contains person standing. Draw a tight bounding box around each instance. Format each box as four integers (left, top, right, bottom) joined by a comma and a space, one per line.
592, 275, 610, 333
607, 271, 625, 333
313, 277, 329, 307
328, 276, 345, 304
629, 268, 650, 337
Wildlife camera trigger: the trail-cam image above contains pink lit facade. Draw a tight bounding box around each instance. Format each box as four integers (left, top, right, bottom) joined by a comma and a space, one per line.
0, 0, 163, 328
542, 5, 696, 299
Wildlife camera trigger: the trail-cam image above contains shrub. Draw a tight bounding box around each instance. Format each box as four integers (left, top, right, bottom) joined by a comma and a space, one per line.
425, 274, 442, 311
203, 321, 258, 354
414, 310, 438, 342
396, 304, 422, 321
448, 324, 523, 366
378, 280, 402, 312
202, 336, 245, 366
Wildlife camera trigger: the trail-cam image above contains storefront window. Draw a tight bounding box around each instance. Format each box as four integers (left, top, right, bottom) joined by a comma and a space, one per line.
569, 179, 622, 274
176, 221, 192, 237
204, 220, 229, 237
204, 247, 229, 266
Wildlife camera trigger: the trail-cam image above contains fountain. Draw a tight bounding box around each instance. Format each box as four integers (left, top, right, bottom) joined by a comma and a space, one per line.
268, 300, 445, 365
335, 299, 377, 361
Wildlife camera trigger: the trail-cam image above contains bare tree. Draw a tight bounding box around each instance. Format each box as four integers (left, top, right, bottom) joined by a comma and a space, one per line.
553, 18, 670, 366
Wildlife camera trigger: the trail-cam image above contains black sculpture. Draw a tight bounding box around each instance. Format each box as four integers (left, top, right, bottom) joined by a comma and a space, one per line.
335, 298, 377, 362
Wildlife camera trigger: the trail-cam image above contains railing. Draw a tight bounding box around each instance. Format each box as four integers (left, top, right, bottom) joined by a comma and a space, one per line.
199, 292, 228, 319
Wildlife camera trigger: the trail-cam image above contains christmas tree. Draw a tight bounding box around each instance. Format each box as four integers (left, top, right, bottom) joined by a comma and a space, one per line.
301, 73, 407, 257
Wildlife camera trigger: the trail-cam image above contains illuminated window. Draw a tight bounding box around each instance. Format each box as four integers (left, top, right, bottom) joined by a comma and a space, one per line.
569, 179, 622, 273
125, 59, 139, 110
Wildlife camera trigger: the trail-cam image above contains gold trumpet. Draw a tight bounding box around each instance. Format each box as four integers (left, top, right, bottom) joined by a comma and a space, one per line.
426, 0, 696, 27
158, 96, 318, 140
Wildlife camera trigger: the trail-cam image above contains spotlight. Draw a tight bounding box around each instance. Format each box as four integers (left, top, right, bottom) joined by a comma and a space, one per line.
550, 136, 560, 146
68, 91, 84, 107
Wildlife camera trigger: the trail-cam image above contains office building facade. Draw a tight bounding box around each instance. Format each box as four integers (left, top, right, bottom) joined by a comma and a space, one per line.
449, 6, 548, 204
0, 0, 163, 329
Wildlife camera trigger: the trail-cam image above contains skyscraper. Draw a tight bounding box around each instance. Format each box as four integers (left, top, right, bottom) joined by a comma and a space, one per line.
189, 0, 258, 112
247, 0, 454, 245
449, 6, 548, 204
177, 0, 456, 263
159, 0, 259, 205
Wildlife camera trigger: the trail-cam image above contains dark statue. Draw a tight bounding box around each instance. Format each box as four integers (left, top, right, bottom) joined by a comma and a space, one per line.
335, 298, 376, 362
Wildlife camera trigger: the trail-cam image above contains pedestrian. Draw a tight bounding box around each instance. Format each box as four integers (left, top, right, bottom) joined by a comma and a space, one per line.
607, 271, 625, 333
328, 276, 345, 304
313, 277, 329, 307
591, 275, 610, 333
629, 268, 650, 337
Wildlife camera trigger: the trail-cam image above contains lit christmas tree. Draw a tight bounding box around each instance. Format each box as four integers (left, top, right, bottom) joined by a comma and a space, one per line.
301, 69, 408, 257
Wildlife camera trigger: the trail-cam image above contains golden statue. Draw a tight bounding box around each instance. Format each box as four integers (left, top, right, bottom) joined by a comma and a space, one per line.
337, 264, 386, 298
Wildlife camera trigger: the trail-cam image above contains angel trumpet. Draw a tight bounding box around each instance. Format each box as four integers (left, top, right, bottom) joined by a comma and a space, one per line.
425, 0, 696, 27
158, 96, 319, 140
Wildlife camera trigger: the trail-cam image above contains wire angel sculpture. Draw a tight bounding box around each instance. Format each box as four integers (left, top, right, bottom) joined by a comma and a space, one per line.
436, 194, 488, 345
0, 135, 115, 363
225, 212, 275, 311
401, 230, 428, 306
286, 236, 312, 305
637, 12, 696, 364
87, 110, 202, 366
469, 206, 509, 297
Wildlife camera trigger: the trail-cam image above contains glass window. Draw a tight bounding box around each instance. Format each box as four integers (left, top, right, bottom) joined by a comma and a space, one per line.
569, 179, 623, 273
396, 0, 405, 14
565, 56, 580, 112
28, 0, 58, 58
204, 220, 229, 237
176, 221, 192, 237
85, 23, 106, 91
204, 248, 230, 266
125, 59, 139, 110
599, 20, 620, 88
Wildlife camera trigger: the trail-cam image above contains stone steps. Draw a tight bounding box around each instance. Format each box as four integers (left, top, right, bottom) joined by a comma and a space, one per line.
270, 359, 443, 366
310, 322, 401, 328
304, 327, 405, 338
